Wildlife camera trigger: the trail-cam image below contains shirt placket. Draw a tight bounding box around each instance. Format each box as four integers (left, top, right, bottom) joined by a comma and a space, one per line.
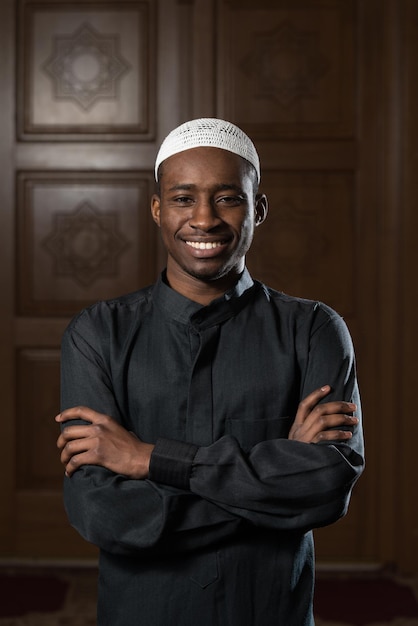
186, 323, 220, 446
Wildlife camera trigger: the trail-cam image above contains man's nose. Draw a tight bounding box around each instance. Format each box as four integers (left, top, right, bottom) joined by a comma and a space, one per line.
189, 199, 221, 230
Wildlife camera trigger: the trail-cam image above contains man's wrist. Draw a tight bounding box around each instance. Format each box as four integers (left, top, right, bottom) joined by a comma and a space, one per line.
149, 438, 199, 489
138, 442, 155, 478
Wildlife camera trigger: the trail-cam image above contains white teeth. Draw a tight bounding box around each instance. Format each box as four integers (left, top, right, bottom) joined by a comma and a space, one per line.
186, 241, 223, 250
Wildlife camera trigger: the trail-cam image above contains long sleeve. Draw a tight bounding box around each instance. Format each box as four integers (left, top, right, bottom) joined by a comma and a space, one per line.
149, 302, 364, 533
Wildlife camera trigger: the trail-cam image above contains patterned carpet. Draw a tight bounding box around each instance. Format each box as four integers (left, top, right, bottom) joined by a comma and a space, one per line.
0, 567, 97, 626
0, 566, 417, 625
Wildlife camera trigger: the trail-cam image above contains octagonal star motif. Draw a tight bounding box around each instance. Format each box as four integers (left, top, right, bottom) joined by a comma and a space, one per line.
242, 21, 329, 108
43, 22, 131, 110
42, 201, 130, 287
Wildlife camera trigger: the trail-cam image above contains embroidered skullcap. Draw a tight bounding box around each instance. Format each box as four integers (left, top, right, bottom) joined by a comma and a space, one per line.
155, 118, 260, 183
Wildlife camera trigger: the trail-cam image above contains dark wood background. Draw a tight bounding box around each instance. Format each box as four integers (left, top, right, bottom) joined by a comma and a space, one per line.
0, 0, 416, 575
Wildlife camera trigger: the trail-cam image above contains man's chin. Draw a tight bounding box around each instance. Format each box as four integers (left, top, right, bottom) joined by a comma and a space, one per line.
188, 271, 224, 282
186, 264, 240, 284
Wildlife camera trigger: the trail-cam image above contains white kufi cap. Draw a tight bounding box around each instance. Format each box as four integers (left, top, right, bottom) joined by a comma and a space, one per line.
155, 118, 260, 183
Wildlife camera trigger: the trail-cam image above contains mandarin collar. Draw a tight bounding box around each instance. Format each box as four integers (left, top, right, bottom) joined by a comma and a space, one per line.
152, 269, 256, 328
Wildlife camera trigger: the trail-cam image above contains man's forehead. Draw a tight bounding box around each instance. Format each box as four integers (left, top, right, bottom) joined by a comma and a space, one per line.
160, 148, 254, 188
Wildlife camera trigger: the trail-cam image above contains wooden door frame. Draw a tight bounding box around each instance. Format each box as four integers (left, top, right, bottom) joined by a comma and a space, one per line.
0, 0, 17, 556
399, 0, 418, 574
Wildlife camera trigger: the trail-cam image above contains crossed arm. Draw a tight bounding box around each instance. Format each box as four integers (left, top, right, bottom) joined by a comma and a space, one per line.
56, 384, 358, 480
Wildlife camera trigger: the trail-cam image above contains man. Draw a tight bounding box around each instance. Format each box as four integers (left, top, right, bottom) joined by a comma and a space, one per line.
56, 118, 364, 626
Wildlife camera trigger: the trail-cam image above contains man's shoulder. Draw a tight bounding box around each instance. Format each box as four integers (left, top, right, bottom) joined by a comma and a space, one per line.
254, 281, 342, 323
66, 284, 155, 334
102, 284, 154, 309
255, 280, 320, 309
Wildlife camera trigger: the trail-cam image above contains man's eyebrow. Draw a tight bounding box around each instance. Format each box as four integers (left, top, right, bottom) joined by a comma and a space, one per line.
214, 184, 246, 193
168, 184, 195, 191
167, 183, 246, 193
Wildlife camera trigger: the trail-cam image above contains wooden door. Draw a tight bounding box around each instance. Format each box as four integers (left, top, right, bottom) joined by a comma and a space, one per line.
0, 0, 180, 559
0, 0, 415, 573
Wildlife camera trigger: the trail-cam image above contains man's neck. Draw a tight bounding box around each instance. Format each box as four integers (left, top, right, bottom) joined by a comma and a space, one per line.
164, 270, 240, 306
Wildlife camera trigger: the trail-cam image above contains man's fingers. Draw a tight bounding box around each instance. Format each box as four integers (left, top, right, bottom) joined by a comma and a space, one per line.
57, 432, 94, 475
301, 413, 358, 440
56, 424, 95, 450
64, 451, 93, 476
60, 437, 90, 463
305, 400, 357, 421
290, 411, 359, 443
300, 401, 357, 436
312, 428, 354, 444
293, 385, 332, 425
55, 406, 106, 424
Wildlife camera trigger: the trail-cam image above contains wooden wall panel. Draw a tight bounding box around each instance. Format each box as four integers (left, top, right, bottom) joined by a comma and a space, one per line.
16, 348, 62, 490
18, 0, 156, 139
217, 0, 355, 139
247, 171, 355, 316
17, 171, 157, 316
14, 348, 97, 557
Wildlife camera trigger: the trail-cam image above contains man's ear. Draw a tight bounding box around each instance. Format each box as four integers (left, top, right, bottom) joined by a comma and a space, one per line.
254, 194, 268, 226
151, 194, 161, 227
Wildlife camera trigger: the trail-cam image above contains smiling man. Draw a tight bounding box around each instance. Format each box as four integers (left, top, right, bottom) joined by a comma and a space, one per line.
56, 118, 364, 626
151, 133, 267, 303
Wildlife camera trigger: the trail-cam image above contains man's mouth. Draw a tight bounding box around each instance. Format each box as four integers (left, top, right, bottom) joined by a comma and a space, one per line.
185, 240, 226, 250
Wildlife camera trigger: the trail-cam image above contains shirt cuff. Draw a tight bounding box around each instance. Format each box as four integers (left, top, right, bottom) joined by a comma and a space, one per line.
149, 438, 199, 490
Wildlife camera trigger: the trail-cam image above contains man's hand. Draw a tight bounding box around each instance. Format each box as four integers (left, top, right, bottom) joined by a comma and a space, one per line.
288, 385, 359, 443
55, 407, 154, 478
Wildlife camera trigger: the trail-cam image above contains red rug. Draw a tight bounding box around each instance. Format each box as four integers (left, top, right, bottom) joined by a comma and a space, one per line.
0, 573, 68, 617
314, 573, 418, 625
0, 566, 417, 625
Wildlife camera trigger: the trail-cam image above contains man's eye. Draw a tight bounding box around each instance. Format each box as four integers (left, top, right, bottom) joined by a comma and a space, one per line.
217, 195, 245, 205
173, 196, 193, 204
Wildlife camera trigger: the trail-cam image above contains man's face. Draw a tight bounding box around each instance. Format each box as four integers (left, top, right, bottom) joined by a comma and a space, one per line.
151, 146, 266, 293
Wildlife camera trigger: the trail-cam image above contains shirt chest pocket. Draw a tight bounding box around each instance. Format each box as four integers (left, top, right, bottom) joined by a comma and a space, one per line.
225, 415, 293, 452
